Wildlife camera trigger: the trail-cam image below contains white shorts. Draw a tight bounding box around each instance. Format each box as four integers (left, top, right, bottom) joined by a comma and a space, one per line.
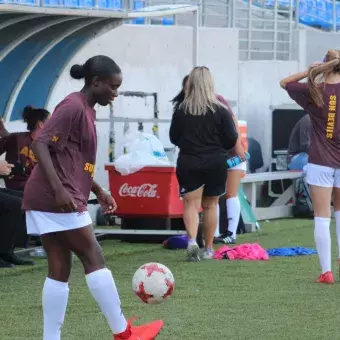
306, 163, 340, 188
26, 211, 92, 235
228, 161, 247, 171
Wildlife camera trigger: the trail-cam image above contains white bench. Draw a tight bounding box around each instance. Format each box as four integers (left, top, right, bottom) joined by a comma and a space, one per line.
91, 171, 304, 236
241, 171, 304, 221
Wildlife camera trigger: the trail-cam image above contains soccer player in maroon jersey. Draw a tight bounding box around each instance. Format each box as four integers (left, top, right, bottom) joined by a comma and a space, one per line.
0, 106, 50, 191
22, 55, 163, 340
281, 50, 340, 284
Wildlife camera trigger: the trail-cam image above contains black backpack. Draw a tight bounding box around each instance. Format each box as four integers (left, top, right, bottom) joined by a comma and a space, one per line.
293, 176, 313, 218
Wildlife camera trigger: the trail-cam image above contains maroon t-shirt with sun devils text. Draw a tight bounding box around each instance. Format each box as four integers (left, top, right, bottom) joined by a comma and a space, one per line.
286, 82, 340, 168
23, 92, 97, 213
0, 132, 36, 190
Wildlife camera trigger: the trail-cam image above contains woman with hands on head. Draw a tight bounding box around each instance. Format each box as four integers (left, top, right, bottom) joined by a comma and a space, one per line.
281, 50, 340, 284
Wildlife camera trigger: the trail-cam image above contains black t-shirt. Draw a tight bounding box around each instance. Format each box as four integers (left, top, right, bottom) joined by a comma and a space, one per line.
169, 103, 238, 170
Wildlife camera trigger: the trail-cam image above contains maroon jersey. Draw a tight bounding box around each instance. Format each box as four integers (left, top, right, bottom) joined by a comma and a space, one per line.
286, 82, 340, 168
23, 92, 97, 213
0, 132, 36, 190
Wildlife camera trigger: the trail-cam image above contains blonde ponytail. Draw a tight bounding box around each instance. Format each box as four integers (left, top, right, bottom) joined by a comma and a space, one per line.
308, 49, 340, 107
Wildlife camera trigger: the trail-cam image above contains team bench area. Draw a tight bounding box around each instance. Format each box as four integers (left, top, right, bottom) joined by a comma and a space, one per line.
93, 169, 304, 237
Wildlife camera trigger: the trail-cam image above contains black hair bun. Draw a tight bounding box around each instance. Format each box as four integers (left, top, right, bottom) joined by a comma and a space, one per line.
70, 64, 85, 80
22, 105, 34, 122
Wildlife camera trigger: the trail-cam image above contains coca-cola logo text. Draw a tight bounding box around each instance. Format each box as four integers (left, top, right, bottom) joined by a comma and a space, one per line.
119, 183, 158, 198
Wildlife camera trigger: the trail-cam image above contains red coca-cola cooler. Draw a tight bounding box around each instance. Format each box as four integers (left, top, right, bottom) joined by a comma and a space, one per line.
105, 164, 184, 218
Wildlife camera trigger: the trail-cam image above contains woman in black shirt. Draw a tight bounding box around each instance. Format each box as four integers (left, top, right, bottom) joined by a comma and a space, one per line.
170, 66, 238, 261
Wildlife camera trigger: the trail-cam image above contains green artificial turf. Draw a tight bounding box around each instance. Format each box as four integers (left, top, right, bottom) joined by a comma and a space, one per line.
1, 219, 340, 340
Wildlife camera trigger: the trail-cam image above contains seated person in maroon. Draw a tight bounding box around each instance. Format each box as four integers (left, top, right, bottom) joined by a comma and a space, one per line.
280, 49, 340, 285
0, 107, 48, 267
0, 106, 50, 191
22, 55, 163, 340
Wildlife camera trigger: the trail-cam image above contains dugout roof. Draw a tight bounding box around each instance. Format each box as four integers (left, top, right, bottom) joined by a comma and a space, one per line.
0, 4, 198, 122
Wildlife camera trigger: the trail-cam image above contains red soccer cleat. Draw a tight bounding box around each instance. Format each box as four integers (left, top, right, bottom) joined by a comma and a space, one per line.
114, 317, 163, 340
315, 271, 334, 284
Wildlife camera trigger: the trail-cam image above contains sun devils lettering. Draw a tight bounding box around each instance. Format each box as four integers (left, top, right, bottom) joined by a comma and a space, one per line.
119, 183, 157, 198
84, 162, 95, 178
326, 95, 337, 139
20, 146, 37, 163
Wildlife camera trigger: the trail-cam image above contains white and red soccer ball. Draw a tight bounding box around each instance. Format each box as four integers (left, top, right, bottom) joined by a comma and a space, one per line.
132, 262, 175, 304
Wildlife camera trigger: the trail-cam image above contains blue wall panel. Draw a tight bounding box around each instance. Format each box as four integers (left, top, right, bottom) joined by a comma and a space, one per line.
0, 21, 73, 120
0, 42, 45, 118
11, 36, 86, 120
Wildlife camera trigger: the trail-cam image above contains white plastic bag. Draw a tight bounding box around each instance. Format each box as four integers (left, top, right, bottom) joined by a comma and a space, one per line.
114, 132, 169, 175
127, 132, 168, 162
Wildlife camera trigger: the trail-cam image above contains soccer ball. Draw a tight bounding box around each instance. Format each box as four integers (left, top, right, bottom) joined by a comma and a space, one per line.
132, 262, 175, 304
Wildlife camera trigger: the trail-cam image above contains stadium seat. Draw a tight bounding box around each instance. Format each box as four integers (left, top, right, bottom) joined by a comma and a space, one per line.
263, 0, 275, 8
316, 0, 328, 28
107, 0, 122, 9
43, 0, 61, 7
299, 0, 316, 26
97, 0, 107, 8
131, 0, 173, 25
132, 0, 145, 24
17, 0, 37, 5
63, 0, 79, 8
278, 0, 290, 8
78, 0, 94, 8
336, 2, 340, 29
97, 0, 121, 9
162, 17, 174, 25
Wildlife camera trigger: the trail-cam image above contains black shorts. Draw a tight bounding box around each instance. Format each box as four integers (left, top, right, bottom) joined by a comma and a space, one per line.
176, 165, 227, 197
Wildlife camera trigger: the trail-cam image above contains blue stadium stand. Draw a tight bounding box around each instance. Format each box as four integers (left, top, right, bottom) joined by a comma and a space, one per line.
242, 0, 340, 30
0, 2, 197, 123
132, 1, 174, 25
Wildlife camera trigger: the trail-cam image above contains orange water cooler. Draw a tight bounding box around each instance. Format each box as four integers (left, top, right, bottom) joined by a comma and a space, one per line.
238, 120, 248, 151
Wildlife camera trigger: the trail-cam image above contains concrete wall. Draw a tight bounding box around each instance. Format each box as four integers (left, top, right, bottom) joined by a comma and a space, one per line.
48, 24, 240, 188
5, 24, 301, 188
238, 60, 299, 169
292, 28, 338, 70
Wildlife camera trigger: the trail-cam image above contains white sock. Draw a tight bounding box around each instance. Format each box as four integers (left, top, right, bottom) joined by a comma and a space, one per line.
334, 211, 340, 258
215, 203, 220, 237
188, 239, 197, 246
226, 197, 241, 238
314, 217, 331, 274
86, 268, 127, 335
42, 278, 69, 340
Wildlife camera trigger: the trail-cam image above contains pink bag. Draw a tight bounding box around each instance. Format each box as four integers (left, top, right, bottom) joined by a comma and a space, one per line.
213, 243, 269, 261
